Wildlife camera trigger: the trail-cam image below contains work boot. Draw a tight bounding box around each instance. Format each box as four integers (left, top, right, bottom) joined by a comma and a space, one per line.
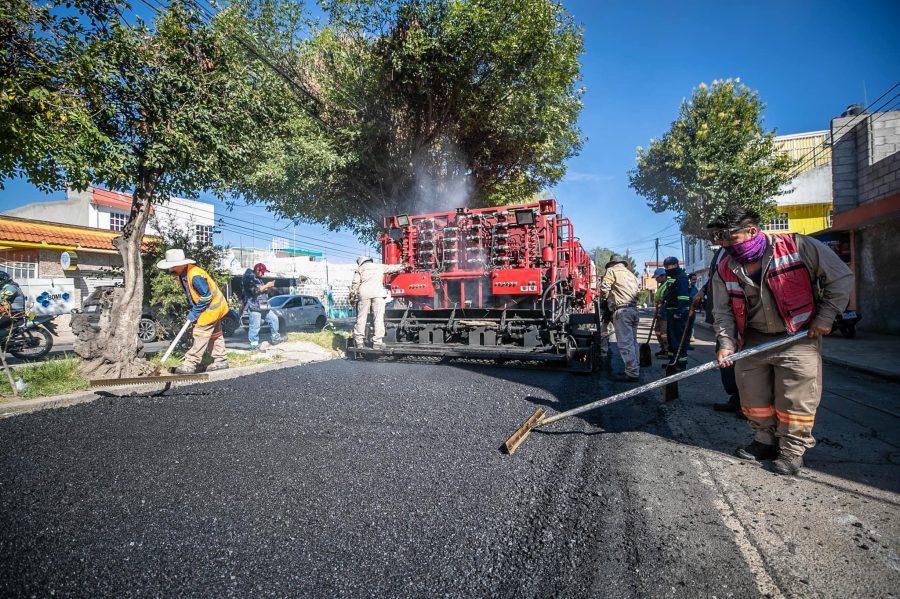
611, 373, 640, 383
713, 395, 740, 412
735, 441, 778, 462
655, 349, 669, 358
173, 363, 197, 375
772, 452, 804, 476
205, 360, 229, 372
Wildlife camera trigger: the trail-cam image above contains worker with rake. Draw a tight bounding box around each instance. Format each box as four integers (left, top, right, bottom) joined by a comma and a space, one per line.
709, 207, 853, 475
157, 249, 230, 374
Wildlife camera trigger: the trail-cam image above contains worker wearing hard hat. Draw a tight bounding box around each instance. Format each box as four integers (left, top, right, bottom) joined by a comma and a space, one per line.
157, 249, 230, 374
709, 206, 853, 476
598, 255, 641, 382
350, 256, 409, 348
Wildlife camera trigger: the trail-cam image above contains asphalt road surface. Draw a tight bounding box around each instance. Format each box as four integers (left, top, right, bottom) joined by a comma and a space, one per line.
0, 322, 897, 597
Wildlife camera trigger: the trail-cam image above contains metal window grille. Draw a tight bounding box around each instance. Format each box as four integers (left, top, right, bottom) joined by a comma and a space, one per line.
109, 211, 128, 231
828, 209, 833, 228
0, 250, 38, 279
763, 212, 790, 231
195, 225, 214, 245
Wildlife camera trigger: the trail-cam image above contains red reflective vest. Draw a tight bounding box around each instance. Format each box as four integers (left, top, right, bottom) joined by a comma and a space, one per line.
717, 233, 815, 348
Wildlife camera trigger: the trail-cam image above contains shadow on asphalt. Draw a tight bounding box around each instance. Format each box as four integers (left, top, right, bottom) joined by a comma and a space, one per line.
442, 336, 900, 497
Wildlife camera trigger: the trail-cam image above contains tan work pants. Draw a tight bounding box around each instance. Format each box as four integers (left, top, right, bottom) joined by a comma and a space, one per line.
612, 306, 640, 377
353, 296, 387, 345
735, 329, 822, 456
183, 320, 226, 369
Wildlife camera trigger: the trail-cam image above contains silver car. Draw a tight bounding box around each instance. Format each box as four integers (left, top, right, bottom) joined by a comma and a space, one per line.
240, 295, 328, 331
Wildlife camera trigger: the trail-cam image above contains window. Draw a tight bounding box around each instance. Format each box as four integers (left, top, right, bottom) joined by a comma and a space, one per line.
0, 250, 38, 280
195, 225, 214, 245
109, 211, 128, 231
303, 297, 319, 307
763, 212, 790, 231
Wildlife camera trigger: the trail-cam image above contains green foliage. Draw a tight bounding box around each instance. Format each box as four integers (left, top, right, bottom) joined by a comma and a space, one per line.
286, 326, 348, 353
2, 1, 292, 201
244, 0, 584, 237
142, 222, 231, 315
590, 247, 636, 277
628, 79, 796, 238
0, 357, 88, 399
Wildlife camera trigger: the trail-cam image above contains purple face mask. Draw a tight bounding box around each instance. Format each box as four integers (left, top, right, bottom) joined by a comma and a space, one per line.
724, 231, 767, 264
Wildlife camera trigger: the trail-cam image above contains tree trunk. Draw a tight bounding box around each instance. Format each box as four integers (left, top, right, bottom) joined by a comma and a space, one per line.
73, 173, 158, 379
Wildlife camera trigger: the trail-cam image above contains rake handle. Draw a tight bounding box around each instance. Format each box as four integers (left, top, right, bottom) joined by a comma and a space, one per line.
160, 319, 192, 365
644, 305, 659, 344
538, 331, 808, 427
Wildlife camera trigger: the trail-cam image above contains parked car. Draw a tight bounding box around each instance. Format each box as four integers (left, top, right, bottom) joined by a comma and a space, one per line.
240, 294, 328, 332
80, 286, 240, 342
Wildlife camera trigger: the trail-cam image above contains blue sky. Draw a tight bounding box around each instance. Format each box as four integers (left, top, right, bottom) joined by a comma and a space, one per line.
1, 0, 898, 267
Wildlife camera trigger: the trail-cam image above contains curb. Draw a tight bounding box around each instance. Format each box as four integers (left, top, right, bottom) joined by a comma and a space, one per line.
693, 320, 899, 382
0, 352, 339, 419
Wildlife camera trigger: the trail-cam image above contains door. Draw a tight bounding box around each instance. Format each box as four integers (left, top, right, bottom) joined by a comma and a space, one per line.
282, 297, 303, 329
301, 296, 320, 326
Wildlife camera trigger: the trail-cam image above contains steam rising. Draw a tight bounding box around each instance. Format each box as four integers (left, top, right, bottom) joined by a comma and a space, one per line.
410, 136, 474, 214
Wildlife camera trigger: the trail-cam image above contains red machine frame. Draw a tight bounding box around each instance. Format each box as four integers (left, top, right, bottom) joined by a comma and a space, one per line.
348, 199, 602, 370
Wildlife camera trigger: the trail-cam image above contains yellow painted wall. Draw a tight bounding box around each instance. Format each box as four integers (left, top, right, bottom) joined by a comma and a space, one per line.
764, 204, 832, 235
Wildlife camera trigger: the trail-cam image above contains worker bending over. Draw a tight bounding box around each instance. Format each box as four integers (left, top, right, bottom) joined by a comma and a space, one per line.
662, 256, 691, 370
157, 249, 230, 374
652, 268, 669, 358
709, 207, 853, 475
598, 255, 641, 382
350, 256, 407, 348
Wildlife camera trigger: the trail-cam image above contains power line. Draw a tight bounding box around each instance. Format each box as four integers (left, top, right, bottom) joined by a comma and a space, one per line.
783, 82, 900, 180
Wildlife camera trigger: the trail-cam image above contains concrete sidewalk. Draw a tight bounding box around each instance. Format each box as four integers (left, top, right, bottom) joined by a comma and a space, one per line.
695, 320, 900, 381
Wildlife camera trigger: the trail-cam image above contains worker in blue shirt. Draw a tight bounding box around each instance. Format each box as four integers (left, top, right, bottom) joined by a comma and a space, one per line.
662, 256, 691, 371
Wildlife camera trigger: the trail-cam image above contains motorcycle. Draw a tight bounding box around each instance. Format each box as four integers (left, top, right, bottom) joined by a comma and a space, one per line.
833, 310, 861, 339
0, 313, 56, 361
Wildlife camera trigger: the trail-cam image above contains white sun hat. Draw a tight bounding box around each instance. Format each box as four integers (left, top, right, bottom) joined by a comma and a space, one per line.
156, 248, 196, 270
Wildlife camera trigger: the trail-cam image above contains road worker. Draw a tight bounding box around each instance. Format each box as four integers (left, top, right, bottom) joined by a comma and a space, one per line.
350, 256, 408, 348
652, 268, 669, 358
662, 256, 691, 371
157, 248, 230, 374
709, 207, 853, 475
598, 255, 641, 382
0, 271, 25, 336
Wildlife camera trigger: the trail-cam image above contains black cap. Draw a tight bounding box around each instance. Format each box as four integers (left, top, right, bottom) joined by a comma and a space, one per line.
663, 256, 679, 268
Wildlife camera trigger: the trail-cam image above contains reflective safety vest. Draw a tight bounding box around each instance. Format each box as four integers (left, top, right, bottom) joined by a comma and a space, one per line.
717, 233, 815, 348
184, 264, 229, 326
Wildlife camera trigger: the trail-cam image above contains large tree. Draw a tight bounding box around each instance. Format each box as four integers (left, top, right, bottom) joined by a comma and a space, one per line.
243, 0, 585, 237
2, 0, 293, 377
628, 79, 795, 238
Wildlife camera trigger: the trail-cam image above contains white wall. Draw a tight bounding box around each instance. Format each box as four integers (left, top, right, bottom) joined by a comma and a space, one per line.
775, 165, 833, 207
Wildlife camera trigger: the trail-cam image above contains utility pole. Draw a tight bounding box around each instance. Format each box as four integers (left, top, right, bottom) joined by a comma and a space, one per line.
655, 238, 659, 266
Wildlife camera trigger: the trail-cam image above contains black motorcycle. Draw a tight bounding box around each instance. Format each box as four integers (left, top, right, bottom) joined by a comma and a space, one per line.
833, 310, 861, 339
0, 314, 56, 360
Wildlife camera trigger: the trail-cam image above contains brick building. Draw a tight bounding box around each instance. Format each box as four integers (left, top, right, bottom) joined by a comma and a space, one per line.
828, 107, 900, 334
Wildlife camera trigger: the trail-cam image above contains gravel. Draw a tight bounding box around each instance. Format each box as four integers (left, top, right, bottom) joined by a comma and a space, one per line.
0, 357, 763, 597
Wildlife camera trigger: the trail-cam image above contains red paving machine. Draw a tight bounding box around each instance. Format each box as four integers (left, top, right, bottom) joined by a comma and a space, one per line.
347, 199, 604, 371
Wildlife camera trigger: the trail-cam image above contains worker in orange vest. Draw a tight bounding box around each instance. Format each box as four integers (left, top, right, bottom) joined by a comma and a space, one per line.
157, 249, 230, 374
709, 207, 853, 476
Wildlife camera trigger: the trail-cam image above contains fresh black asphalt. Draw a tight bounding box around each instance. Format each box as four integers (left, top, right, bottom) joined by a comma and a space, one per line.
0, 357, 763, 597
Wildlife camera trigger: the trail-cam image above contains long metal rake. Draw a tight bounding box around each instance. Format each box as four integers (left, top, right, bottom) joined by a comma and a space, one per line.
503, 331, 808, 455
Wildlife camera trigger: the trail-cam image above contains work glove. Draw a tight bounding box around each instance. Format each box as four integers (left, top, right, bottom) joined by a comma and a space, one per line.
186, 311, 199, 323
